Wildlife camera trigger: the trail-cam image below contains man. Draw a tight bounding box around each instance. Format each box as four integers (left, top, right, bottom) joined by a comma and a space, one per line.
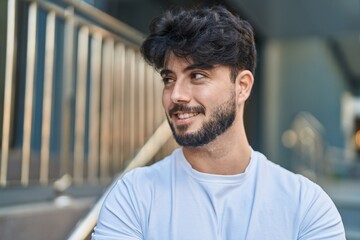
93, 6, 345, 239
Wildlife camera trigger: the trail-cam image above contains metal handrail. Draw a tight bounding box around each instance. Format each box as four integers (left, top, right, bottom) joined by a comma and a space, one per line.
1, 1, 176, 238
62, 0, 144, 45
67, 120, 172, 240
0, 0, 168, 186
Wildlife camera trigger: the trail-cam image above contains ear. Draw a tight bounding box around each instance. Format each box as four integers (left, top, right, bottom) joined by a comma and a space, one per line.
235, 70, 254, 104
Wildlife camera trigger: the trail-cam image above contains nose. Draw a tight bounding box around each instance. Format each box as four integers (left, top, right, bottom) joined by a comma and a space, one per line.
170, 79, 191, 104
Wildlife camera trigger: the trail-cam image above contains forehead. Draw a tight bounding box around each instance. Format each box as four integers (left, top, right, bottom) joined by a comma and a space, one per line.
162, 52, 213, 73
164, 52, 193, 69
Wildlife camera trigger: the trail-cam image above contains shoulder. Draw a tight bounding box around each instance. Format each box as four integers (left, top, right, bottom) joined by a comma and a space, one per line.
122, 149, 178, 182
254, 150, 319, 193
253, 150, 345, 239
114, 148, 180, 195
254, 150, 336, 204
94, 149, 180, 238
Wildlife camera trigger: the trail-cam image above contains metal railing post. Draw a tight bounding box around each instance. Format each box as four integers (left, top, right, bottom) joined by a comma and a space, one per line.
100, 39, 114, 182
0, 0, 17, 186
60, 6, 75, 177
21, 1, 38, 186
88, 33, 102, 183
73, 26, 89, 184
112, 43, 126, 173
40, 10, 56, 185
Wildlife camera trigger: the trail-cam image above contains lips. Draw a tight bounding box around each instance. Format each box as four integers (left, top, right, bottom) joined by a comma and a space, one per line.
176, 112, 199, 119
168, 104, 204, 127
169, 104, 205, 118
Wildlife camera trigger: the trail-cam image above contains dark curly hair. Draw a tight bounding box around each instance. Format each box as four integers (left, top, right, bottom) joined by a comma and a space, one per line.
140, 6, 257, 82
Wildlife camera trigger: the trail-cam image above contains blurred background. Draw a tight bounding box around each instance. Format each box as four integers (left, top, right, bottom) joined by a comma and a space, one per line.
0, 0, 359, 239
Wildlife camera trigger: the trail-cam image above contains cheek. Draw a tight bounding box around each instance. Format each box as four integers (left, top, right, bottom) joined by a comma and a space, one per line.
192, 85, 212, 99
194, 86, 225, 105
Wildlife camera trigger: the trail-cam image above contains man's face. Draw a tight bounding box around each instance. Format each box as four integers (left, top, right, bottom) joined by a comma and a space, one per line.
161, 53, 237, 147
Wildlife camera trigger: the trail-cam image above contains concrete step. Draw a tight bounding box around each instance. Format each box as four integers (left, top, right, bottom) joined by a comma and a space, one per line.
0, 197, 95, 240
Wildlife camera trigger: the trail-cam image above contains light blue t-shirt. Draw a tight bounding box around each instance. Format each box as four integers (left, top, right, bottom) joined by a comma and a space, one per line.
93, 148, 345, 239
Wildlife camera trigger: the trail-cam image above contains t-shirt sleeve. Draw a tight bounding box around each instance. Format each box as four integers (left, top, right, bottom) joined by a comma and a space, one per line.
298, 180, 346, 240
92, 172, 144, 240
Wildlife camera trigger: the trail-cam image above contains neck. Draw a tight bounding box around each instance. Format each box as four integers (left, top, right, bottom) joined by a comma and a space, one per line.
182, 122, 251, 175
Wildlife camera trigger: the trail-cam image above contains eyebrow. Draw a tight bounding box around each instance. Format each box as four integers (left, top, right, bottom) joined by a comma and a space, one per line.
184, 63, 214, 71
160, 63, 214, 76
160, 69, 173, 76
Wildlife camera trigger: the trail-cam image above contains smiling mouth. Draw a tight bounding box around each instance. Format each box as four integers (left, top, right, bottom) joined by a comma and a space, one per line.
176, 112, 199, 119
169, 104, 205, 123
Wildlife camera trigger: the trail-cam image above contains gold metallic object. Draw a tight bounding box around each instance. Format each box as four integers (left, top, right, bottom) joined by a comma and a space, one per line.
40, 11, 56, 185
21, 2, 37, 186
0, 0, 17, 186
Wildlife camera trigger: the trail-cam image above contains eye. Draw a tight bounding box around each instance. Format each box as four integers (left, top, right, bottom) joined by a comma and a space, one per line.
162, 77, 175, 85
192, 73, 205, 79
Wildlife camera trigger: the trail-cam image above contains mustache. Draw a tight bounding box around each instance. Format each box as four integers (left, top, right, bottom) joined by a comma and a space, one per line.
169, 104, 205, 117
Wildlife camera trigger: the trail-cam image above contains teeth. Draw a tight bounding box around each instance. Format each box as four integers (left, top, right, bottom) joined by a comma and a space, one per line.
177, 112, 197, 119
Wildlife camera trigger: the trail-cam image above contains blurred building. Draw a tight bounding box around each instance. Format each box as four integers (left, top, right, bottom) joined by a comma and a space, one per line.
0, 0, 359, 239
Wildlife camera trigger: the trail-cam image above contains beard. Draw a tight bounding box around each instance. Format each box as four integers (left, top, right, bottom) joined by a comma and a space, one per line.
166, 92, 236, 147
